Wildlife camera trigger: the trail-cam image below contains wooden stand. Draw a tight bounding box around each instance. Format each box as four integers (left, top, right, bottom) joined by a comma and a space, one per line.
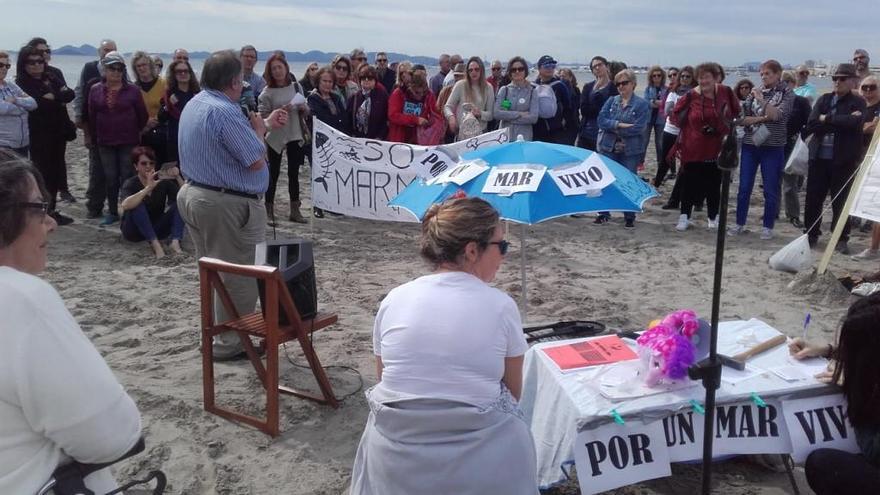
198, 257, 339, 437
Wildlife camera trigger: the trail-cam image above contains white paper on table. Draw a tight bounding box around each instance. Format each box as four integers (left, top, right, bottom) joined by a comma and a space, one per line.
716, 319, 784, 357
593, 359, 699, 401
720, 363, 766, 385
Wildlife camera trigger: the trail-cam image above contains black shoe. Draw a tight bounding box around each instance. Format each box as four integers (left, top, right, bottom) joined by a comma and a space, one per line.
593, 215, 610, 225
313, 207, 324, 218
808, 236, 818, 249
624, 219, 635, 229
86, 210, 103, 219
59, 191, 77, 203
661, 203, 679, 210
836, 242, 851, 255
49, 211, 74, 226
789, 217, 804, 229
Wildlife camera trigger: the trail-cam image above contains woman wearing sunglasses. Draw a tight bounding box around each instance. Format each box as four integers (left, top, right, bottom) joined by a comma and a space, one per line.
852, 76, 880, 260
0, 151, 142, 494
15, 45, 75, 226
595, 69, 650, 228
444, 57, 495, 141
643, 65, 667, 170
331, 55, 358, 110
350, 197, 536, 495
348, 64, 389, 140
493, 57, 539, 141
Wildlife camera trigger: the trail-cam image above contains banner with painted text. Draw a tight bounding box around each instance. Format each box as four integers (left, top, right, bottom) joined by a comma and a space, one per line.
310, 119, 508, 221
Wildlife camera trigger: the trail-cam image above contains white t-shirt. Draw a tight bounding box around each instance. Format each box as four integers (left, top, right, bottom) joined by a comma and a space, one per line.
663, 91, 682, 136
0, 267, 141, 494
373, 271, 528, 407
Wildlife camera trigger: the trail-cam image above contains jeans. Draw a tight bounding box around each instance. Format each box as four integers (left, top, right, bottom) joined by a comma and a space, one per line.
99, 145, 135, 216
736, 144, 785, 229
642, 121, 664, 165
681, 161, 721, 220
267, 141, 306, 204
121, 202, 184, 242
599, 151, 639, 222
805, 448, 880, 494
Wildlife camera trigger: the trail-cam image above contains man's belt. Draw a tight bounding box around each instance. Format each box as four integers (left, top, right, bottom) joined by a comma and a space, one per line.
187, 180, 262, 200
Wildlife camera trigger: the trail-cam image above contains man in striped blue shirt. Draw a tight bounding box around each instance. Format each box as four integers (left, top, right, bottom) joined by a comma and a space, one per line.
176, 49, 287, 360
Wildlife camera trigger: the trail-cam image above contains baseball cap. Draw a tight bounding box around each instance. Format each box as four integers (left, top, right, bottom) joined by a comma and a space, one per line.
101, 51, 126, 67
537, 55, 557, 68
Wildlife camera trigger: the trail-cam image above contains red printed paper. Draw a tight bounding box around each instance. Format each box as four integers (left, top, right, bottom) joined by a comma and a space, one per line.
542, 335, 638, 372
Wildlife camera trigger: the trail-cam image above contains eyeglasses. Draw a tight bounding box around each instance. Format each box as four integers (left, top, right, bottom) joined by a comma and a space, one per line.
832, 76, 849, 82
105, 65, 125, 72
468, 68, 481, 73
335, 65, 349, 72
376, 59, 387, 63
491, 67, 502, 71
615, 80, 632, 87
862, 84, 878, 92
487, 240, 510, 255
854, 55, 868, 61
798, 71, 810, 76
651, 73, 663, 78
590, 63, 604, 71
17, 201, 49, 215
540, 64, 557, 70
509, 66, 526, 73
680, 74, 692, 79
0, 63, 10, 69
359, 76, 375, 81
667, 72, 678, 77
26, 59, 45, 66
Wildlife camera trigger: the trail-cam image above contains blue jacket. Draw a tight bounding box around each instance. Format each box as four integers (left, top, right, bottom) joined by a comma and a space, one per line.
597, 94, 650, 157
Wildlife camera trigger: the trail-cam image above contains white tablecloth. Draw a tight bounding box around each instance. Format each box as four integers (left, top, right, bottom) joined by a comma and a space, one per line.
520, 319, 834, 489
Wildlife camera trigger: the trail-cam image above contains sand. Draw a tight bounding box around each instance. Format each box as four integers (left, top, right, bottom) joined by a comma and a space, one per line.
41, 135, 875, 494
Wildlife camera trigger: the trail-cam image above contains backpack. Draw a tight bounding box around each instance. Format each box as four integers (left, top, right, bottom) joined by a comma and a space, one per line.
535, 80, 563, 119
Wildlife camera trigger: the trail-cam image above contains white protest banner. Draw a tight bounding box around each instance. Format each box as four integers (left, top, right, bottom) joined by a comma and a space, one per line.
850, 150, 880, 222
573, 420, 670, 495
782, 394, 860, 462
709, 399, 792, 456
481, 165, 546, 196
428, 159, 489, 186
310, 119, 508, 221
549, 154, 616, 196
661, 409, 703, 462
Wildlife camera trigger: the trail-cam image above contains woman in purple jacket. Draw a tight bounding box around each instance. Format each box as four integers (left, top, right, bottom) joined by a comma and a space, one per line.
348, 64, 389, 140
88, 51, 148, 225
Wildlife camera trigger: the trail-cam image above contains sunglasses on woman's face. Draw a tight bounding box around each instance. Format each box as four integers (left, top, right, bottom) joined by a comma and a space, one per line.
510, 66, 526, 73
0, 63, 10, 69
862, 84, 878, 92
680, 74, 692, 79
488, 240, 510, 255
615, 80, 632, 87
335, 65, 349, 72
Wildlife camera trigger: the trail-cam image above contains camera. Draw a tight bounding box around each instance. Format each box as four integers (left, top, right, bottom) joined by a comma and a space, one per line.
701, 125, 717, 136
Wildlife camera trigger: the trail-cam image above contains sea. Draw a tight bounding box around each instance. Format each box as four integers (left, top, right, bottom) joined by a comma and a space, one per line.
45, 54, 836, 94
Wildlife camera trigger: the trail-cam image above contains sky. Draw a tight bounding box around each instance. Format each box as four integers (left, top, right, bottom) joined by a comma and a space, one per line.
3, 0, 877, 67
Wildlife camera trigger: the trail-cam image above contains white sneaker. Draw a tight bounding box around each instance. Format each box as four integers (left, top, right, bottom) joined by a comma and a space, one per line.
853, 248, 880, 260
728, 224, 745, 236
760, 227, 773, 240
676, 214, 690, 231
707, 217, 718, 230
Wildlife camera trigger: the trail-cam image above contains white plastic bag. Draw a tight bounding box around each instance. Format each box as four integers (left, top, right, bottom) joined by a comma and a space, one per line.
769, 234, 813, 273
783, 136, 810, 176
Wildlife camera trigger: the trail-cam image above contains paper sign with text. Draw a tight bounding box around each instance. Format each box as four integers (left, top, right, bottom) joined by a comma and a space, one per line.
410, 149, 457, 180
549, 154, 616, 196
661, 410, 704, 462
481, 165, 546, 195
311, 119, 507, 221
543, 335, 638, 373
708, 399, 792, 456
428, 159, 489, 186
851, 150, 880, 222
782, 394, 860, 462
573, 420, 671, 495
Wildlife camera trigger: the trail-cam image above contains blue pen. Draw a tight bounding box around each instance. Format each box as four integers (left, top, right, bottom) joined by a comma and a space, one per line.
802, 313, 812, 340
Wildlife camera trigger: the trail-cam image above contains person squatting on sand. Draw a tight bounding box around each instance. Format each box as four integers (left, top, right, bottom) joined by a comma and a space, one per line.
0, 150, 142, 494
118, 146, 185, 259
350, 197, 537, 495
175, 49, 287, 361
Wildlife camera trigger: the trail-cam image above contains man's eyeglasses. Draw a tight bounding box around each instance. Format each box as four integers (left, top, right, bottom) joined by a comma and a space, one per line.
17, 201, 49, 215
491, 67, 502, 71
862, 84, 878, 92
832, 76, 849, 82
854, 55, 868, 61
667, 72, 678, 78
376, 59, 387, 63
488, 240, 510, 255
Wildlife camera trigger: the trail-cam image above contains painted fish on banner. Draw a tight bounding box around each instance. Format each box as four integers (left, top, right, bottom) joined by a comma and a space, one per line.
310, 119, 508, 221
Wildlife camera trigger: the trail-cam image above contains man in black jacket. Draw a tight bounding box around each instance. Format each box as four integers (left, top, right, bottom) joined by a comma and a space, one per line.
803, 63, 867, 253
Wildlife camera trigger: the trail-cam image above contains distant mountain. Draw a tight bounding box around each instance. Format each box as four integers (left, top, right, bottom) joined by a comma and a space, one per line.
53, 44, 438, 65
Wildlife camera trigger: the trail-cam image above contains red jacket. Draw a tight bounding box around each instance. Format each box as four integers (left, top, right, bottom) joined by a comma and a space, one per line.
671, 84, 740, 163
386, 88, 441, 144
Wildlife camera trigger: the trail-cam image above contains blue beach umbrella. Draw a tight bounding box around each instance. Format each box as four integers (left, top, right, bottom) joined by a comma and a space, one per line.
390, 141, 657, 224
389, 140, 658, 314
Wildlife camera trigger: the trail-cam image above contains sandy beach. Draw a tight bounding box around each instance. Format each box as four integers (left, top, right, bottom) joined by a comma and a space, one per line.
42, 134, 871, 494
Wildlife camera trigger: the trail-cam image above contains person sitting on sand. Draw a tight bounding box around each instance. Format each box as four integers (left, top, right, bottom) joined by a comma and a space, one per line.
349, 197, 537, 495
119, 146, 184, 258
0, 150, 142, 493
789, 293, 880, 494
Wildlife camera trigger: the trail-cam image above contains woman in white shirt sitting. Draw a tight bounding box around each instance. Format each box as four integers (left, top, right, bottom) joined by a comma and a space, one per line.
0, 150, 141, 494
350, 197, 537, 495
